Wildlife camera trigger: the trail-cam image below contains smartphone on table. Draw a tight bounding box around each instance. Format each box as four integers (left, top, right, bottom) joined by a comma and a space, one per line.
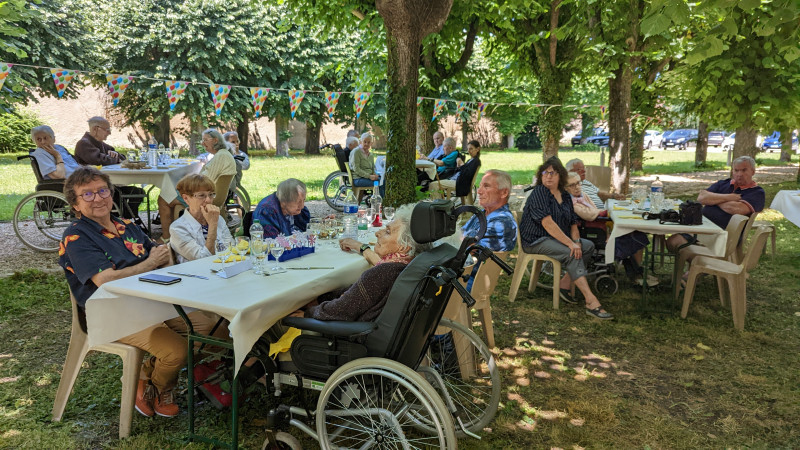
139, 274, 181, 285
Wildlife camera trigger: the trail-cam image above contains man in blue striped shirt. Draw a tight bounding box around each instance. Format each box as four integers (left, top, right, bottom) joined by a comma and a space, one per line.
462, 170, 517, 252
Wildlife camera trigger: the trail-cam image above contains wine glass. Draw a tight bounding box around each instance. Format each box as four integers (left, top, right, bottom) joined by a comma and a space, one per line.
234, 236, 250, 259
250, 238, 267, 275
383, 206, 395, 223
214, 238, 231, 273
365, 207, 375, 229
269, 238, 285, 272
308, 218, 322, 239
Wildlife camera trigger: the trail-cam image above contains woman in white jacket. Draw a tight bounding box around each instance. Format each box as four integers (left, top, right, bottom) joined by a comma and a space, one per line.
169, 174, 233, 263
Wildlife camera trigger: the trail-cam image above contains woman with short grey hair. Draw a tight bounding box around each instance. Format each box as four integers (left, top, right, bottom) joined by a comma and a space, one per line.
350, 132, 384, 197
30, 125, 81, 180
252, 178, 311, 238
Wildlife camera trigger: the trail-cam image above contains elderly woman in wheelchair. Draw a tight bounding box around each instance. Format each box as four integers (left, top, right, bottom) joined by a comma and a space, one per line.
231, 201, 508, 449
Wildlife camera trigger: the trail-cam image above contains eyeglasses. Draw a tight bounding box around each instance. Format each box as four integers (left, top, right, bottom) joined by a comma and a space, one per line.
192, 192, 217, 200
80, 188, 112, 202
541, 170, 558, 177
95, 126, 111, 133
566, 182, 580, 188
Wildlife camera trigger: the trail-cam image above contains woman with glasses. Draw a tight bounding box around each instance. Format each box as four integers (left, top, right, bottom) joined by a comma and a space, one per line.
58, 167, 227, 418
169, 174, 233, 263
519, 157, 613, 320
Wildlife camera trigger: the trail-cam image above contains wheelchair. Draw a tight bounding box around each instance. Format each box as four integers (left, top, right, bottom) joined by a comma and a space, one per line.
182, 200, 512, 449
321, 143, 372, 211
13, 153, 77, 252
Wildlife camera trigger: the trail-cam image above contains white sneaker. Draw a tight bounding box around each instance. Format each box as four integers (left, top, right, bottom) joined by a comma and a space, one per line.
635, 274, 660, 286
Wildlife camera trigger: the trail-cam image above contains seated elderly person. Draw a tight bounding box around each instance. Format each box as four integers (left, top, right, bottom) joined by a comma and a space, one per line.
565, 171, 655, 286
293, 204, 431, 321
253, 178, 311, 238
565, 158, 624, 209
520, 157, 613, 319
158, 129, 237, 242
58, 167, 227, 418
223, 131, 250, 199
350, 132, 385, 197
169, 174, 233, 263
666, 155, 765, 253
436, 140, 481, 195
30, 125, 81, 180
434, 137, 460, 180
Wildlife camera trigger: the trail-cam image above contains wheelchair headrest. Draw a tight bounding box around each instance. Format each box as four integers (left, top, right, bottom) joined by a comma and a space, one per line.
410, 200, 486, 244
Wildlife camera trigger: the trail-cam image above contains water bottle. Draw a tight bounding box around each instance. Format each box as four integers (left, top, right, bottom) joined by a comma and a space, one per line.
147, 148, 157, 167
342, 190, 358, 239
371, 181, 383, 227
249, 218, 263, 239
148, 136, 157, 151
650, 176, 664, 211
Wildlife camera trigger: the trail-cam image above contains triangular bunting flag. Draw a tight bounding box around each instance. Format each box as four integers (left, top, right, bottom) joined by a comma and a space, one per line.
250, 87, 269, 118
417, 97, 423, 107
289, 90, 305, 118
599, 105, 606, 121
50, 68, 76, 98
354, 92, 371, 119
105, 74, 133, 107
165, 80, 188, 111
456, 101, 467, 121
325, 91, 341, 119
209, 84, 231, 116
476, 102, 487, 121
0, 63, 12, 92
431, 99, 447, 122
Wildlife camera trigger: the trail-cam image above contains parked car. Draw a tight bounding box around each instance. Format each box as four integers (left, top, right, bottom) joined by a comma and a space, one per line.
662, 129, 698, 149
644, 129, 662, 148
722, 132, 736, 151
760, 131, 799, 152
658, 130, 675, 148
571, 127, 604, 146
586, 131, 610, 147
708, 131, 727, 147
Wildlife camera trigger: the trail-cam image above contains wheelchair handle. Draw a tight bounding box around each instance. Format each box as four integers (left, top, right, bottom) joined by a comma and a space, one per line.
319, 143, 334, 150
468, 243, 514, 275
451, 277, 476, 307
523, 184, 534, 192
488, 251, 514, 275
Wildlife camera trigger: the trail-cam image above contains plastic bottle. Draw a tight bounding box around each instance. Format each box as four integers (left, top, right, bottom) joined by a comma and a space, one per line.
342, 190, 358, 239
371, 181, 383, 227
650, 176, 664, 195
249, 218, 263, 239
148, 136, 157, 151
650, 176, 664, 211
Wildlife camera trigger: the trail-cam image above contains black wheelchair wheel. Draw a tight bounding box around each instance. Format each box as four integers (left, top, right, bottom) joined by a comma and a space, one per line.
13, 191, 74, 252
322, 171, 348, 212
594, 274, 619, 297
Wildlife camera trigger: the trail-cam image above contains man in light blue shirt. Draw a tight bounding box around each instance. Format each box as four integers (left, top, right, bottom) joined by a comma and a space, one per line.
30, 125, 81, 179
426, 131, 445, 160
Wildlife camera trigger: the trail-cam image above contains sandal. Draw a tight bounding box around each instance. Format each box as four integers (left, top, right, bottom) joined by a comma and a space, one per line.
586, 306, 614, 320
559, 289, 577, 305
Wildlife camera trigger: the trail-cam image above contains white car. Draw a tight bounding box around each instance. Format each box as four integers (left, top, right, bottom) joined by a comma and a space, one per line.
722, 132, 736, 151
644, 130, 662, 149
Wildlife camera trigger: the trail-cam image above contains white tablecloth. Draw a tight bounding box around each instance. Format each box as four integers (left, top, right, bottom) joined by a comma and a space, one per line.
770, 190, 800, 228
86, 245, 370, 375
101, 161, 201, 202
416, 159, 437, 180
605, 199, 728, 264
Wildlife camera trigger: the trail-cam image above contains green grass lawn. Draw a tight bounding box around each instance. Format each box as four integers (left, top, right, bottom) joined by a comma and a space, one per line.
2, 147, 796, 222
1, 182, 799, 448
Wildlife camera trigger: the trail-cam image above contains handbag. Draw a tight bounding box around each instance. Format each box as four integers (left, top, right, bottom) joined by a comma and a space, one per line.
679, 200, 703, 225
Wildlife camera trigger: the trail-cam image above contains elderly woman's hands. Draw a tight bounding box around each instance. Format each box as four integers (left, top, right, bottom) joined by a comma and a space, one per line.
146, 244, 172, 269
339, 238, 362, 253
569, 241, 582, 260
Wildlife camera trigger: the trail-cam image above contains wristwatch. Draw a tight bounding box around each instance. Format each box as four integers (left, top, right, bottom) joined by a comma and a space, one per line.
359, 244, 371, 254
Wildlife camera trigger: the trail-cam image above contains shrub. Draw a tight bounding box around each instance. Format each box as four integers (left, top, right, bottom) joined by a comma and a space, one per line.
0, 110, 44, 153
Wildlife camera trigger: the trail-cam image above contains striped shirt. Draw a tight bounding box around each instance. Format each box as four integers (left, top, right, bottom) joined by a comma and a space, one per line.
519, 185, 578, 247
581, 179, 605, 209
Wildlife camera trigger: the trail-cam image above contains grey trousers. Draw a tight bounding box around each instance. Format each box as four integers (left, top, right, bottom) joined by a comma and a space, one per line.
523, 237, 595, 281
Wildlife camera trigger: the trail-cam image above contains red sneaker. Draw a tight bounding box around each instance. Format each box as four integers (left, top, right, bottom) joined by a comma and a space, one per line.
193, 360, 233, 410
135, 379, 155, 417
154, 388, 179, 418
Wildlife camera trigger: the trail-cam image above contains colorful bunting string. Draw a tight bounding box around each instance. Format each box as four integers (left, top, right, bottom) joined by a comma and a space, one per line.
0, 63, 12, 92
431, 99, 447, 122
456, 101, 468, 121
209, 84, 231, 116
416, 96, 423, 107
354, 92, 371, 119
476, 102, 487, 121
165, 80, 188, 111
105, 74, 133, 106
50, 68, 76, 98
325, 91, 341, 118
288, 90, 305, 119
250, 87, 269, 117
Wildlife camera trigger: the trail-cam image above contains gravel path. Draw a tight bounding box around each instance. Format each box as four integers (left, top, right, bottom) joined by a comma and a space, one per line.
2, 165, 796, 277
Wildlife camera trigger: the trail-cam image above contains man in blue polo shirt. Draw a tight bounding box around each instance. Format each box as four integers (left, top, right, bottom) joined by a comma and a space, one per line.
667, 155, 765, 252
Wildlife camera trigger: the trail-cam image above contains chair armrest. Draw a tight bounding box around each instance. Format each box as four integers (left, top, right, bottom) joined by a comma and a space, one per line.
281, 317, 375, 337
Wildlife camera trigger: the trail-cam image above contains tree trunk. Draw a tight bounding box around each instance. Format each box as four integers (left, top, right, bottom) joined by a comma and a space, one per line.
154, 113, 170, 147
305, 119, 322, 155
630, 126, 645, 171
376, 0, 453, 207
607, 66, 632, 194
236, 114, 249, 153
461, 120, 470, 151
695, 120, 709, 167
188, 118, 202, 155
733, 117, 758, 160
418, 99, 436, 154
580, 113, 594, 145
275, 115, 290, 157
538, 66, 571, 160
778, 126, 791, 162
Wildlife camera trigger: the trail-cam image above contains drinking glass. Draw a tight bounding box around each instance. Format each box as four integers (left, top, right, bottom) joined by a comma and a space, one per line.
365, 207, 375, 227
269, 239, 285, 272
214, 238, 231, 273
308, 218, 322, 240
250, 238, 267, 275
383, 206, 395, 222
126, 151, 138, 162
335, 218, 345, 238
234, 236, 250, 259
139, 147, 148, 162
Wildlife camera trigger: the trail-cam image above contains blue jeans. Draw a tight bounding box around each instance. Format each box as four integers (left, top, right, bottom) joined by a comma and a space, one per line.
353, 177, 385, 197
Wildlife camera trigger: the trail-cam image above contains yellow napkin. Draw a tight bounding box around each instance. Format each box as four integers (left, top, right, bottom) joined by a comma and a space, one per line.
618, 215, 644, 220
212, 254, 246, 263
613, 205, 631, 210
269, 327, 302, 357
